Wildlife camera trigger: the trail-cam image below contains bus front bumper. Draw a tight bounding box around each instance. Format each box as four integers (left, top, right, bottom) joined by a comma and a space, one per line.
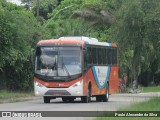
34, 80, 83, 97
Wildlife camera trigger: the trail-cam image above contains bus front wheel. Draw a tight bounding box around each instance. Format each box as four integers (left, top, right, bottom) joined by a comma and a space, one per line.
81, 86, 91, 103
44, 96, 50, 103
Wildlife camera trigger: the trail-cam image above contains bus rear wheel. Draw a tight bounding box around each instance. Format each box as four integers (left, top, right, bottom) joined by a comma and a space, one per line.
96, 96, 103, 102
102, 83, 109, 102
44, 96, 50, 103
96, 83, 109, 102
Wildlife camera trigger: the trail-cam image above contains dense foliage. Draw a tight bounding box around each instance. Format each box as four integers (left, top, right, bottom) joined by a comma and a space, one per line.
0, 0, 42, 90
42, 0, 160, 87
0, 0, 159, 91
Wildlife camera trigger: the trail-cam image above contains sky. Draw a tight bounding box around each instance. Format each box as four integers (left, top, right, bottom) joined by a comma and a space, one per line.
7, 0, 22, 5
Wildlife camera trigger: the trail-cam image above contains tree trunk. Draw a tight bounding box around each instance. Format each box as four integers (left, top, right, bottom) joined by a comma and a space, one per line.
132, 50, 140, 90
36, 0, 40, 20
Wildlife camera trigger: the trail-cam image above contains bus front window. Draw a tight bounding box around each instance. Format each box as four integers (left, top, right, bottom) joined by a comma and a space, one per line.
35, 46, 82, 78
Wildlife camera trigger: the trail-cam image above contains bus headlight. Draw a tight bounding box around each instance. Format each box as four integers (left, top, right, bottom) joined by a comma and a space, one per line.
72, 81, 82, 87
35, 81, 43, 87
35, 91, 39, 95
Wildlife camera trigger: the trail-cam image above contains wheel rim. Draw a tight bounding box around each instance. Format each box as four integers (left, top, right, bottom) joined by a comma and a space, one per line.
106, 84, 109, 100
106, 88, 109, 99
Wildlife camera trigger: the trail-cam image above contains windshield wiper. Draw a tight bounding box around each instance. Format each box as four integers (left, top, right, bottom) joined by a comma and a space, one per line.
62, 63, 71, 78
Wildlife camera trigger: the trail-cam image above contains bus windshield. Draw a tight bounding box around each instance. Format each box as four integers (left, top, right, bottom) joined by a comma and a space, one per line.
35, 46, 82, 78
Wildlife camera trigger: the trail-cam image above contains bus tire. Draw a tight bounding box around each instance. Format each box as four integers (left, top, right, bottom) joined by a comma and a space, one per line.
81, 96, 88, 103
102, 83, 109, 102
62, 97, 68, 103
62, 97, 74, 103
96, 96, 102, 102
68, 98, 74, 103
44, 96, 50, 103
81, 86, 91, 103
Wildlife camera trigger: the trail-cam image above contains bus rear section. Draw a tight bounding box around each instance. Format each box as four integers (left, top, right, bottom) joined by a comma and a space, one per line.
33, 36, 119, 103
83, 42, 119, 102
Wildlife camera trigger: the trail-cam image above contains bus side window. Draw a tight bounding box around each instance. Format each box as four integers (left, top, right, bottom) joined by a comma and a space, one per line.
99, 48, 102, 65
101, 48, 103, 65
103, 48, 106, 65
90, 47, 93, 64
112, 48, 117, 65
106, 48, 109, 65
108, 48, 112, 65
115, 48, 117, 65
110, 48, 112, 65
88, 47, 91, 64
98, 48, 101, 64
88, 47, 92, 64
96, 47, 98, 65
105, 48, 108, 65
100, 48, 102, 65
84, 48, 89, 70
93, 47, 96, 64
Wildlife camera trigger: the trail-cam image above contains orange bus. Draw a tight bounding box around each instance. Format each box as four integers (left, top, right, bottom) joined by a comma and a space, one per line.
34, 36, 119, 103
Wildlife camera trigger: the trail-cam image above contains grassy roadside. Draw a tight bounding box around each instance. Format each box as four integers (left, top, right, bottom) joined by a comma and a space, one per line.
0, 90, 35, 104
141, 86, 160, 93
118, 97, 160, 111
95, 85, 160, 120
96, 97, 160, 120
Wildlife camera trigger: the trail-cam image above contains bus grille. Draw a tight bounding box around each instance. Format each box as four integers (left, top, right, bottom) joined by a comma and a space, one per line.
44, 90, 71, 96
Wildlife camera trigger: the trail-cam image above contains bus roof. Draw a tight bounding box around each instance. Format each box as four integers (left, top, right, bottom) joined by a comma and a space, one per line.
37, 36, 117, 47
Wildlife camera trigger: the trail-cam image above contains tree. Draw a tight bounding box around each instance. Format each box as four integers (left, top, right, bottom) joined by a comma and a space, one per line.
43, 0, 84, 38
0, 0, 42, 90
73, 0, 115, 28
21, 0, 59, 19
72, 0, 160, 87
114, 0, 160, 87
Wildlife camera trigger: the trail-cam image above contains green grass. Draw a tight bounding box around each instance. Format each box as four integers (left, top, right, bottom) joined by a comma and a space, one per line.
96, 97, 160, 120
0, 90, 34, 103
141, 86, 160, 93
118, 97, 160, 111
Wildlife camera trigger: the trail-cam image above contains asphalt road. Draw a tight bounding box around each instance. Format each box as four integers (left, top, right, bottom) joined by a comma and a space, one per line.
0, 92, 160, 120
